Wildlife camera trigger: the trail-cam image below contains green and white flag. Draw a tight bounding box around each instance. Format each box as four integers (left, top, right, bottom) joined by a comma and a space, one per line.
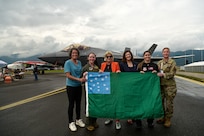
85, 72, 163, 119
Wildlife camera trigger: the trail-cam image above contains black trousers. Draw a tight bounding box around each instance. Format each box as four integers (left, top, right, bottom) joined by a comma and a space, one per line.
87, 117, 97, 126
66, 86, 82, 123
136, 119, 154, 125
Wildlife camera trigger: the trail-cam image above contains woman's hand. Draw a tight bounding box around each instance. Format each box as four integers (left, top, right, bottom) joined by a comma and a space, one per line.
99, 69, 103, 73
83, 72, 88, 78
157, 73, 164, 77
79, 77, 86, 82
140, 71, 145, 74
152, 70, 157, 73
116, 70, 121, 73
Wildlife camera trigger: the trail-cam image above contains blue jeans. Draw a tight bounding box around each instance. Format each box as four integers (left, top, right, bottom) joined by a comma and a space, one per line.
34, 72, 38, 80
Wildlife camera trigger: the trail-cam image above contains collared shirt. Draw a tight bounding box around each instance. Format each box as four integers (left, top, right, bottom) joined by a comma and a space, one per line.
120, 61, 138, 72
82, 63, 99, 73
100, 62, 120, 72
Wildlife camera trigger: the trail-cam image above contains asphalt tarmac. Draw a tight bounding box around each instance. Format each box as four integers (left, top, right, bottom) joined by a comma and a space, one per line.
0, 73, 204, 136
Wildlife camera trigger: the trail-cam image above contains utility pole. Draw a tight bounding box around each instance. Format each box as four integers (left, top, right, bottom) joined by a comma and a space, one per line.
192, 49, 194, 63
185, 50, 186, 65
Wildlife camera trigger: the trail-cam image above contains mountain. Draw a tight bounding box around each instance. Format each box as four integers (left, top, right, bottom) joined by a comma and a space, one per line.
0, 50, 203, 66
152, 50, 203, 66
0, 54, 42, 64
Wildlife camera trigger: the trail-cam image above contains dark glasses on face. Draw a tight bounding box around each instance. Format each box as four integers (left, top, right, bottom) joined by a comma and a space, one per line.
106, 55, 113, 58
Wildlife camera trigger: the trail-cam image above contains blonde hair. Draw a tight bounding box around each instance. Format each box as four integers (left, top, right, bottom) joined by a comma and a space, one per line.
162, 47, 170, 52
104, 51, 114, 61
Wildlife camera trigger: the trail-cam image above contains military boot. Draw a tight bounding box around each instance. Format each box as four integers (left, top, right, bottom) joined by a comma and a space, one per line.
156, 118, 165, 124
164, 118, 171, 128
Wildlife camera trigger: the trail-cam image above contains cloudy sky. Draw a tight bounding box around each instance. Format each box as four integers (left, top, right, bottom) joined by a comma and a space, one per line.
0, 0, 204, 58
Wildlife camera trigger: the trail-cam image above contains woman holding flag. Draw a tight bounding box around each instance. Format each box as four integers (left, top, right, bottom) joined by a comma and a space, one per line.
136, 50, 159, 128
120, 50, 138, 125
82, 52, 100, 131
64, 48, 86, 132
99, 51, 121, 130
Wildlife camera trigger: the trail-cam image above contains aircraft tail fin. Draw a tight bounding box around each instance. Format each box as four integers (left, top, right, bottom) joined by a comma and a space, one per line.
148, 44, 157, 55
124, 47, 131, 51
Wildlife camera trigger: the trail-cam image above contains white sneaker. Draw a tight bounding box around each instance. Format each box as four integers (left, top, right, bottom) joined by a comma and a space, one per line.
76, 119, 85, 127
104, 119, 113, 125
69, 122, 77, 132
116, 121, 121, 130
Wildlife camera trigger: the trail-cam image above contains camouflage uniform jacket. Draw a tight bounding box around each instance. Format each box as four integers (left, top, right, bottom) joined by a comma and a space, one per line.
82, 63, 99, 73
82, 63, 99, 87
157, 58, 177, 86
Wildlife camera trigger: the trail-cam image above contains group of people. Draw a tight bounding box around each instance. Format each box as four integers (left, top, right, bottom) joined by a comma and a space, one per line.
64, 47, 177, 132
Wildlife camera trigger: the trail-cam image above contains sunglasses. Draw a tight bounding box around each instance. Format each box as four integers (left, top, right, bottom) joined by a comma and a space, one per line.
106, 55, 113, 58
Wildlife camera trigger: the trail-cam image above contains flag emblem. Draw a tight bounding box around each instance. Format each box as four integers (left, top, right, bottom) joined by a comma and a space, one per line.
85, 72, 164, 119
87, 72, 110, 94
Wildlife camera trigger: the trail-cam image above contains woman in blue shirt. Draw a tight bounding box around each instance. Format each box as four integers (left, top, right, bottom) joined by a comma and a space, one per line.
64, 48, 86, 132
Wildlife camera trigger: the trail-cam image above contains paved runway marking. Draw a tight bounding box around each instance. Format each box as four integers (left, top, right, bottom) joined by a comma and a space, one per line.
1, 76, 202, 111
0, 87, 66, 111
175, 76, 204, 86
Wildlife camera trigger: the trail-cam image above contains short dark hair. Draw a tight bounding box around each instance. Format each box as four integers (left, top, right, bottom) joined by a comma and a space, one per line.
69, 48, 80, 58
143, 50, 151, 56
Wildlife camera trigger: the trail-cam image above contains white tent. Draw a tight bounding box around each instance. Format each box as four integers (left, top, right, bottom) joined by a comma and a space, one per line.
184, 61, 204, 72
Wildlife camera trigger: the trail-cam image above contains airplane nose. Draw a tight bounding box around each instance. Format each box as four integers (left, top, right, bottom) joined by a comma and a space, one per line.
39, 52, 57, 58
38, 51, 69, 66
38, 52, 56, 63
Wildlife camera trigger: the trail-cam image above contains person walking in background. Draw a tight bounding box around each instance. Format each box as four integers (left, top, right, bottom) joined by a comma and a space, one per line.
136, 50, 159, 129
33, 64, 38, 80
99, 51, 121, 130
119, 50, 138, 125
157, 47, 177, 128
64, 48, 86, 132
82, 52, 100, 131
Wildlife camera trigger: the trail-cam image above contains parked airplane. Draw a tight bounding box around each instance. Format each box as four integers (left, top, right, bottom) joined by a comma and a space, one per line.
7, 61, 54, 74
7, 63, 25, 70
38, 43, 194, 66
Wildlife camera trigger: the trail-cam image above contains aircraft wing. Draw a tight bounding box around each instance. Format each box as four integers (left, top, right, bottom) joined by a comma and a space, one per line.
38, 43, 194, 66
25, 61, 46, 65
7, 63, 25, 70
170, 54, 194, 59
133, 54, 194, 63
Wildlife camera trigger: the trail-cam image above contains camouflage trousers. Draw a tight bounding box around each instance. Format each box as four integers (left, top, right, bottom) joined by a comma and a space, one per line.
160, 85, 177, 118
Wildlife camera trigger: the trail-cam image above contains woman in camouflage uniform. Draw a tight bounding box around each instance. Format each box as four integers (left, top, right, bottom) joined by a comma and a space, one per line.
157, 47, 177, 128
82, 52, 100, 131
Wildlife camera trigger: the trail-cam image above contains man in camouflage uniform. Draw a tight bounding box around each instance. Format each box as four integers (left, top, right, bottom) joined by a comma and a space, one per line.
157, 47, 177, 128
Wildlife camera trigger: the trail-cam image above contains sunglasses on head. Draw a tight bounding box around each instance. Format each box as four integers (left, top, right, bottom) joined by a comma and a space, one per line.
106, 55, 113, 58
